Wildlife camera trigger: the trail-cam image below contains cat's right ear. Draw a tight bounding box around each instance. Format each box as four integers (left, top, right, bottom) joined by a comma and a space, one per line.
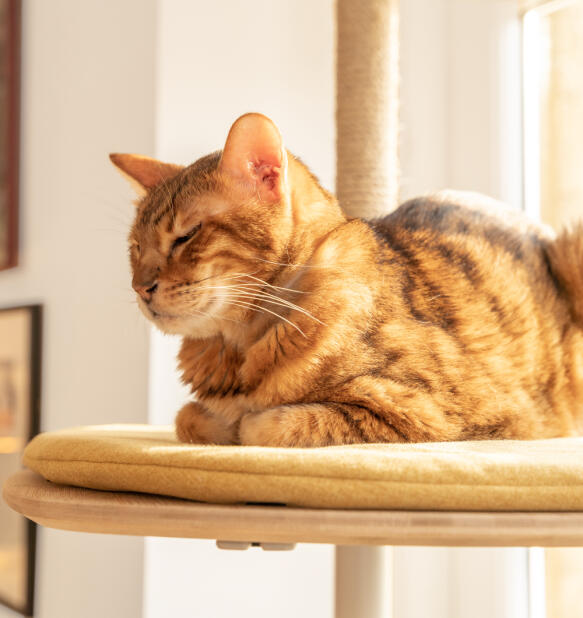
109, 153, 183, 197
219, 113, 287, 204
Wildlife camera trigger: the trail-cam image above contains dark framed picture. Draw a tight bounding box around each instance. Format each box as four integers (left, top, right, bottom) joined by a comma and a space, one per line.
0, 0, 20, 270
0, 305, 41, 616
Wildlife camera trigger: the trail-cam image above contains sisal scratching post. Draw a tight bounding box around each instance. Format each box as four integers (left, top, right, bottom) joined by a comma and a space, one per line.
336, 0, 400, 218
335, 2, 398, 616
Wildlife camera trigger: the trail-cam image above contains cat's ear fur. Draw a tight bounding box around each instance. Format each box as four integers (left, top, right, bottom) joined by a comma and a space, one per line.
219, 113, 287, 204
109, 153, 183, 196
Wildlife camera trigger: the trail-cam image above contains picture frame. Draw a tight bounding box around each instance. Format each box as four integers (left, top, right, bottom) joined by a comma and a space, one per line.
0, 0, 20, 271
0, 305, 41, 616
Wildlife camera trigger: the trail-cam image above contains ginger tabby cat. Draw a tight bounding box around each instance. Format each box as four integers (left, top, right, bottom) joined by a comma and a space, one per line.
111, 113, 583, 447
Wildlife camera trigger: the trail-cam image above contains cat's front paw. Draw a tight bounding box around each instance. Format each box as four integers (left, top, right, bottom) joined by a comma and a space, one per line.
239, 405, 332, 447
175, 402, 208, 444
175, 401, 235, 445
239, 409, 284, 446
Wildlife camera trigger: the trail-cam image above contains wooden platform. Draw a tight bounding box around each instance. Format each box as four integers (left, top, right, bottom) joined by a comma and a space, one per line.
4, 470, 583, 547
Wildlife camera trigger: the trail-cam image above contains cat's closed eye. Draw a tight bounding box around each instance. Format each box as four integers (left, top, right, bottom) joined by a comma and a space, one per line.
171, 223, 202, 253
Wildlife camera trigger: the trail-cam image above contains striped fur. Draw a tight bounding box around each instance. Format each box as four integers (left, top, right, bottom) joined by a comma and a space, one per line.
114, 115, 583, 446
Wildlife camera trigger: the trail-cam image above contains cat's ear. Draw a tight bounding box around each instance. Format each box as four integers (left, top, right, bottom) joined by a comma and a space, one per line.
219, 113, 287, 204
109, 153, 183, 196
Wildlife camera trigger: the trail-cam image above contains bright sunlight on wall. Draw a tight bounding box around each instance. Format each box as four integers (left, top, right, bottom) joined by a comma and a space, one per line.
523, 1, 583, 616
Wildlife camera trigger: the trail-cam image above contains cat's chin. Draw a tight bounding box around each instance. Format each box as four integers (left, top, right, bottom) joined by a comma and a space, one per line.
156, 319, 220, 338
150, 314, 183, 335
140, 305, 217, 338
135, 297, 218, 338
138, 302, 182, 333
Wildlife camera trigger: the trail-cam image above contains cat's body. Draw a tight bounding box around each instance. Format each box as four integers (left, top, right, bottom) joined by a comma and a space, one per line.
112, 114, 583, 446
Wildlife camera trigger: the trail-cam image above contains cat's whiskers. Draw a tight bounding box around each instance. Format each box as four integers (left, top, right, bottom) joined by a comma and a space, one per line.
169, 270, 266, 291
215, 299, 307, 338
184, 306, 244, 326
235, 288, 315, 316
249, 256, 344, 271
212, 290, 322, 324
181, 283, 301, 307
228, 281, 305, 297
168, 272, 241, 292
164, 270, 320, 337
230, 272, 305, 294
175, 283, 322, 325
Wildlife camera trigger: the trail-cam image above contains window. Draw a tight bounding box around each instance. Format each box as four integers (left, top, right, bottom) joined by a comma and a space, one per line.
523, 2, 583, 616
523, 0, 583, 227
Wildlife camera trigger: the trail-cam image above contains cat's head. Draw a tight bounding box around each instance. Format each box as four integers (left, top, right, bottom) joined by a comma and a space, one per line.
111, 113, 340, 338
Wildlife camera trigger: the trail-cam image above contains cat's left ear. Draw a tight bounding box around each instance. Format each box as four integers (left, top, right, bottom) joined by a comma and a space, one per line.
219, 113, 287, 204
109, 153, 183, 197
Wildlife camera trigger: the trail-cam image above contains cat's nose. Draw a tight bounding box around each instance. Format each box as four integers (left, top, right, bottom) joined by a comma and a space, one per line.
133, 280, 158, 303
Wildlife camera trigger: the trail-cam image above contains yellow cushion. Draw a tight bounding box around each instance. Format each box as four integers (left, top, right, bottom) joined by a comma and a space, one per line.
23, 424, 583, 511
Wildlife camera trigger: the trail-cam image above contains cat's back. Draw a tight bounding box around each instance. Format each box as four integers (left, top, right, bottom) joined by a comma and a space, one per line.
368, 190, 557, 293
375, 190, 553, 249
358, 190, 582, 439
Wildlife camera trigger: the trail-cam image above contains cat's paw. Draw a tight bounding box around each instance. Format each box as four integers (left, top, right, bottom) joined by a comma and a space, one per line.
239, 409, 284, 446
175, 401, 235, 445
175, 402, 208, 444
239, 405, 330, 447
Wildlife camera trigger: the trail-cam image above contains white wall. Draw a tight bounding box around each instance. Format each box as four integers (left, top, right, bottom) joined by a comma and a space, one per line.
0, 1, 156, 616
0, 2, 538, 617
144, 2, 336, 617
400, 0, 523, 206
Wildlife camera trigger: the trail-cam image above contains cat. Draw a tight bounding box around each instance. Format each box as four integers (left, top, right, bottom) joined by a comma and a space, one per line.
110, 113, 583, 447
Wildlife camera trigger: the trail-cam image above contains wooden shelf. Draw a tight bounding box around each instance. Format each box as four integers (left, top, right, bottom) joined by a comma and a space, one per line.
4, 470, 583, 547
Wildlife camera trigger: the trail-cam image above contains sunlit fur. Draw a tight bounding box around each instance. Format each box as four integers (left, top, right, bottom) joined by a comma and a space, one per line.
121, 119, 583, 447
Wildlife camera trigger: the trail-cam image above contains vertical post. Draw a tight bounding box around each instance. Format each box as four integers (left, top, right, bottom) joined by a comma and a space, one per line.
335, 1, 398, 615
336, 0, 400, 218
335, 546, 393, 618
